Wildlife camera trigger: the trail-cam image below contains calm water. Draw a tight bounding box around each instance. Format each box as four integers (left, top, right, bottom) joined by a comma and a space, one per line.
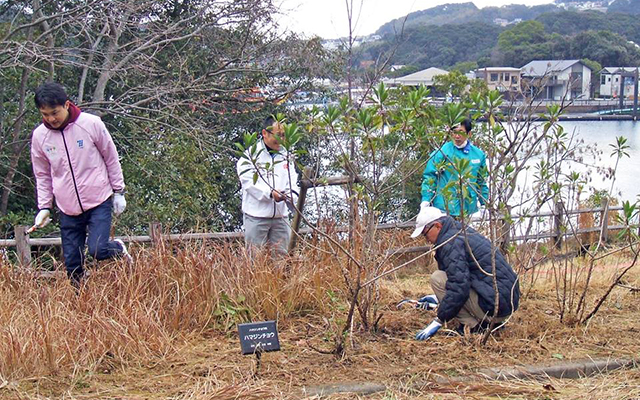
304, 120, 640, 222
559, 120, 640, 204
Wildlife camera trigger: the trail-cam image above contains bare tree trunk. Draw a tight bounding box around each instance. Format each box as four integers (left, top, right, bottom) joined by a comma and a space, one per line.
78, 23, 108, 103
0, 67, 31, 214
33, 0, 55, 79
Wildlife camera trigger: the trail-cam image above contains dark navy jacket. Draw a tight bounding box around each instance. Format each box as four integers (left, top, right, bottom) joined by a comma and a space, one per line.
434, 216, 520, 322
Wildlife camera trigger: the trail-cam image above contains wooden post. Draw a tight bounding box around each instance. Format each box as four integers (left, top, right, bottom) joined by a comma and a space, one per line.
600, 197, 610, 243
288, 167, 314, 253
553, 200, 563, 249
149, 222, 163, 247
15, 225, 31, 266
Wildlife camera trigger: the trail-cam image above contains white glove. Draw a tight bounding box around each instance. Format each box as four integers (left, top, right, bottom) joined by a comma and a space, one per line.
113, 193, 126, 216
478, 206, 488, 220
34, 209, 51, 228
420, 201, 430, 209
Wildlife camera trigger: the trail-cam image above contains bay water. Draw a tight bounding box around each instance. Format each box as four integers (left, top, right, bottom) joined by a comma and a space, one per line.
553, 120, 639, 204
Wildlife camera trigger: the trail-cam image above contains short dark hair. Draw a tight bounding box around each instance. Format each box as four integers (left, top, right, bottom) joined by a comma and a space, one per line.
34, 82, 68, 108
262, 115, 277, 132
457, 118, 473, 134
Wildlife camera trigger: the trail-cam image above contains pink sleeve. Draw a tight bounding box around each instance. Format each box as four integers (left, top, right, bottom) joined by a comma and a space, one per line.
30, 136, 54, 210
92, 118, 125, 191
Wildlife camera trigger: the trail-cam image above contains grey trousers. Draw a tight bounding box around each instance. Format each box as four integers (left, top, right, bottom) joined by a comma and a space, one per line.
430, 270, 507, 328
243, 213, 290, 255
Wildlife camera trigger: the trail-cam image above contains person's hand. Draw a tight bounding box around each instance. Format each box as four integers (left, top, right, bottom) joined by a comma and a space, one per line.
271, 190, 286, 202
415, 319, 442, 341
34, 209, 51, 228
113, 193, 126, 215
416, 294, 439, 310
477, 206, 488, 220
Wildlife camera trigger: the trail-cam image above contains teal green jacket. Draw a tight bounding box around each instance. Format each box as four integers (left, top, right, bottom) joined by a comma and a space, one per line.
421, 141, 488, 217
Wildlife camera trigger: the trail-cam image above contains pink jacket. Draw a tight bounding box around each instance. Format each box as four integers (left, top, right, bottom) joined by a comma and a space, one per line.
31, 112, 125, 216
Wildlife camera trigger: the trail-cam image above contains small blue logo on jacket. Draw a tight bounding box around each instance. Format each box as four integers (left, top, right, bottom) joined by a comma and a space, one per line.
77, 140, 84, 149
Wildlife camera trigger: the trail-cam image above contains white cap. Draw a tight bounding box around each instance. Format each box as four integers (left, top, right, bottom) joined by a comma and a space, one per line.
410, 206, 446, 238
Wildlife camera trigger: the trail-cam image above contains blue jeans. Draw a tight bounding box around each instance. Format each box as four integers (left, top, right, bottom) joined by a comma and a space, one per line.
59, 198, 122, 280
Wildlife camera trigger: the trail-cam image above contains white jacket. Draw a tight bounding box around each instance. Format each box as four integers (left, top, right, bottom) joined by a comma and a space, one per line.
236, 139, 299, 218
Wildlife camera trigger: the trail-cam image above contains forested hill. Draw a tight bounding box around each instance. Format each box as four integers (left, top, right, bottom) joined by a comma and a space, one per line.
608, 0, 640, 14
537, 10, 640, 40
358, 9, 640, 72
376, 2, 560, 35
364, 22, 503, 71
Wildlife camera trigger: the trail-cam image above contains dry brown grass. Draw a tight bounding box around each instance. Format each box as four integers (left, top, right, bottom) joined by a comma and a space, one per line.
0, 240, 341, 382
0, 236, 638, 399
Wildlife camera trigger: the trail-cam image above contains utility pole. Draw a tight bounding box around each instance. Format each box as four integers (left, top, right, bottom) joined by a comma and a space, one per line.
619, 69, 625, 111
634, 67, 639, 119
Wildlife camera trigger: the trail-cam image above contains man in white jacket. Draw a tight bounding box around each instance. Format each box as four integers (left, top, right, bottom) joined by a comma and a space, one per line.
236, 116, 299, 255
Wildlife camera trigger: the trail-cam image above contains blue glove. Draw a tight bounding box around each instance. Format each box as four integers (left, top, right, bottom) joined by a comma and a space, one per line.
415, 319, 442, 341
416, 294, 439, 310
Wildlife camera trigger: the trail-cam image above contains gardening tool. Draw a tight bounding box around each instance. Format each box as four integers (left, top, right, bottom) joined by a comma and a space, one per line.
396, 294, 439, 310
284, 198, 296, 214
396, 298, 421, 309
26, 218, 51, 234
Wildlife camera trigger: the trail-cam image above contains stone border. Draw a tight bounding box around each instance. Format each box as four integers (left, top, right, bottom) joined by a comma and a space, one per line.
301, 358, 638, 398
474, 357, 638, 381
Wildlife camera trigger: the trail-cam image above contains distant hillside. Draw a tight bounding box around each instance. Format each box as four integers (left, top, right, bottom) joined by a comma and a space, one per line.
376, 2, 560, 35
608, 0, 640, 14
359, 22, 503, 70
357, 9, 640, 72
537, 11, 640, 42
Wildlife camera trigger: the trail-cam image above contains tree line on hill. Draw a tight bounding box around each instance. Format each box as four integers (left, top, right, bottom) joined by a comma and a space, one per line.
357, 10, 640, 74
376, 2, 561, 35
377, 1, 640, 37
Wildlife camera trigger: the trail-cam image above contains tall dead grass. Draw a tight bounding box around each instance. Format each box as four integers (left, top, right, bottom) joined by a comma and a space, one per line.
0, 240, 342, 380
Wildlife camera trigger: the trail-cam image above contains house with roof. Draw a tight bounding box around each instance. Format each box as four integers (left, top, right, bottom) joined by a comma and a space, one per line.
383, 67, 449, 88
474, 67, 522, 97
520, 60, 592, 100
599, 67, 639, 99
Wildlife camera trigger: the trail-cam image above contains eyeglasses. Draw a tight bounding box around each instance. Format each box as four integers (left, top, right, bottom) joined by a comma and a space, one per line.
423, 223, 436, 236
264, 128, 282, 136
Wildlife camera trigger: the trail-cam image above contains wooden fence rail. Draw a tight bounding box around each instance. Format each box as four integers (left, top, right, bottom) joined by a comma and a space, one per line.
0, 204, 627, 266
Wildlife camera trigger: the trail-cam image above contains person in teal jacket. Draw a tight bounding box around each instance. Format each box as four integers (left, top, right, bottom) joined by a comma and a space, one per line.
421, 118, 488, 218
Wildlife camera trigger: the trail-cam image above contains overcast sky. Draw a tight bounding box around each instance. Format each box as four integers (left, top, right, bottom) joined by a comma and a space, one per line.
276, 0, 554, 39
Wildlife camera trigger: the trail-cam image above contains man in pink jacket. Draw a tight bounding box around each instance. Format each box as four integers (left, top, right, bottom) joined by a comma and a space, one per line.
30, 82, 130, 285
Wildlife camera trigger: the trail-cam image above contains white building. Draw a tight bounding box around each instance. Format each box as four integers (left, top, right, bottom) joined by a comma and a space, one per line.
493, 18, 509, 27
599, 67, 639, 98
382, 67, 449, 87
521, 60, 592, 100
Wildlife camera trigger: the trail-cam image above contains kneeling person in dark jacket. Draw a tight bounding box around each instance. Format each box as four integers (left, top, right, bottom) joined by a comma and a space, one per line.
410, 206, 520, 341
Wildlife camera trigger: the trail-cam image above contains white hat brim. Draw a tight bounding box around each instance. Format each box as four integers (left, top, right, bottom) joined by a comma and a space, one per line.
410, 224, 426, 238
